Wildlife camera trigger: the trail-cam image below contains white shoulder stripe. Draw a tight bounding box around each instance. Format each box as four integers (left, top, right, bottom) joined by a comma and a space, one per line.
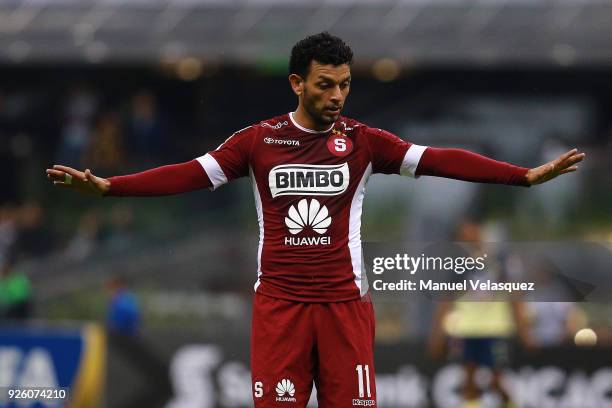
401, 144, 428, 178
196, 153, 228, 190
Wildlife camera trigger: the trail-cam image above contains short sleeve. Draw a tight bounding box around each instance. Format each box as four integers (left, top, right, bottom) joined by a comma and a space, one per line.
195, 126, 256, 189
365, 128, 428, 177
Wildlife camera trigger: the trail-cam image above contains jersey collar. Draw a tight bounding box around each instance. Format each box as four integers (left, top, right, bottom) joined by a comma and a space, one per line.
289, 112, 334, 134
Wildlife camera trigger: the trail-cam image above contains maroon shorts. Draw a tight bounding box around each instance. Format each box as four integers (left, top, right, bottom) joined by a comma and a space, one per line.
251, 292, 377, 407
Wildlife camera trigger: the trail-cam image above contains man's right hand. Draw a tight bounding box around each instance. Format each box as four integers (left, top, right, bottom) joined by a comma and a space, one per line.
46, 165, 111, 196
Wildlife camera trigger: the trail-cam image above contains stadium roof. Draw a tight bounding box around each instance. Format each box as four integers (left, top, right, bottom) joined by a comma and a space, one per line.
1, 0, 611, 66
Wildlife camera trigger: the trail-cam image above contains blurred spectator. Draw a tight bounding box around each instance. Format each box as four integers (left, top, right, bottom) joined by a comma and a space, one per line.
523, 258, 587, 346
0, 203, 18, 263
127, 90, 165, 164
87, 111, 126, 173
0, 137, 20, 203
14, 200, 55, 258
527, 302, 585, 347
105, 274, 172, 407
0, 254, 32, 320
428, 219, 533, 408
56, 85, 97, 168
103, 204, 135, 252
64, 210, 102, 261
106, 275, 141, 336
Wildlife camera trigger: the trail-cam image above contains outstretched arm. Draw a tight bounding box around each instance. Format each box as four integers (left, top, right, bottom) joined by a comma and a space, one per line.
46, 160, 212, 197
415, 147, 585, 186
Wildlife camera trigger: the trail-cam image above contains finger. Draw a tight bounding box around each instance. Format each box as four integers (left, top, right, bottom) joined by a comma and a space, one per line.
53, 165, 84, 179
48, 173, 70, 183
559, 153, 586, 169
559, 148, 578, 162
569, 152, 586, 164
553, 149, 577, 167
47, 168, 66, 176
47, 173, 64, 182
52, 164, 77, 173
46, 170, 67, 181
559, 166, 578, 175
49, 170, 75, 184
53, 181, 74, 188
85, 170, 105, 190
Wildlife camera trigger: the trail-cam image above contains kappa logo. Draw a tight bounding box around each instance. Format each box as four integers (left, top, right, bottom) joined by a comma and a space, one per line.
285, 198, 331, 235
352, 399, 376, 406
269, 163, 349, 198
340, 120, 360, 131
261, 120, 289, 130
275, 379, 297, 402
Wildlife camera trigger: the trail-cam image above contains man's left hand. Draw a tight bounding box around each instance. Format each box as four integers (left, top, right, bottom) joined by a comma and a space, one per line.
526, 148, 585, 185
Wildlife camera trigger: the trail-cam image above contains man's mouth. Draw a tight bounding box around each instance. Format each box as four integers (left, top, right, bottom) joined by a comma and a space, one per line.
325, 107, 341, 114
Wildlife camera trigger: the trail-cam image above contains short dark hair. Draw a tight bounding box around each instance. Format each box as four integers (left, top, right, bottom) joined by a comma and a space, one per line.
289, 32, 353, 78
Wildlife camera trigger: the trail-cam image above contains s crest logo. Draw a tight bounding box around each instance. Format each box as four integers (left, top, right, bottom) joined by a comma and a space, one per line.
327, 130, 353, 157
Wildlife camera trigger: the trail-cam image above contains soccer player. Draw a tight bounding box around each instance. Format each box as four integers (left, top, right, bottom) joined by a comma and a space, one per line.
46, 32, 584, 407
428, 219, 534, 408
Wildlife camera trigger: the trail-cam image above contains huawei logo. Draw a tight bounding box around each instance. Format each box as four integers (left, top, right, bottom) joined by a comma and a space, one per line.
284, 199, 331, 235
276, 379, 296, 397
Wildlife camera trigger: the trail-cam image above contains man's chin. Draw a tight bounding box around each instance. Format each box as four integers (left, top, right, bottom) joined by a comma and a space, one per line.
321, 111, 341, 124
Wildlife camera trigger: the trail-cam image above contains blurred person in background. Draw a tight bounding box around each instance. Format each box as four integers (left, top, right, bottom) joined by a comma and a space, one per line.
106, 275, 141, 336
0, 203, 18, 262
105, 274, 173, 407
55, 84, 97, 168
127, 90, 165, 164
428, 219, 534, 408
523, 257, 587, 347
14, 200, 56, 258
0, 130, 20, 203
64, 209, 102, 262
102, 203, 135, 252
0, 253, 32, 320
527, 302, 585, 347
86, 111, 126, 174
46, 32, 584, 407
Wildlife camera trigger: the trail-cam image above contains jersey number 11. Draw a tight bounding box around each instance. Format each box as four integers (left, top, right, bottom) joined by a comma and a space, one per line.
355, 364, 371, 398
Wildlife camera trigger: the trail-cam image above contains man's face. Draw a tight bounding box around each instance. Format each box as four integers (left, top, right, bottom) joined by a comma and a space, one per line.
295, 61, 351, 126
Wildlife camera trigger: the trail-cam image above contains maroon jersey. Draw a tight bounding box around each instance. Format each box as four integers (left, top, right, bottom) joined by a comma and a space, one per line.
196, 113, 426, 302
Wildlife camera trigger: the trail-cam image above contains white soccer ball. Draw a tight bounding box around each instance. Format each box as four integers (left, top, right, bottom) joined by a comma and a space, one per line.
574, 328, 597, 347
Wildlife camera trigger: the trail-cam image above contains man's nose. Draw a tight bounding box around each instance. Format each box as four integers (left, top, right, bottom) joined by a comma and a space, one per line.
330, 85, 343, 103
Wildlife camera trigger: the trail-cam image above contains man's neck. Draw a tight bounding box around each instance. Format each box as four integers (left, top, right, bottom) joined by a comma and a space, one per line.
292, 107, 334, 132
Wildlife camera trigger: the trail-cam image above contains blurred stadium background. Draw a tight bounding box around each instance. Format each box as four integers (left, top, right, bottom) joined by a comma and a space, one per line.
1, 0, 612, 407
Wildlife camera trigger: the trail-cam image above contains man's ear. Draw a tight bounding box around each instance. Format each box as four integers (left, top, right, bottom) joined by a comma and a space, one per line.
289, 74, 304, 96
